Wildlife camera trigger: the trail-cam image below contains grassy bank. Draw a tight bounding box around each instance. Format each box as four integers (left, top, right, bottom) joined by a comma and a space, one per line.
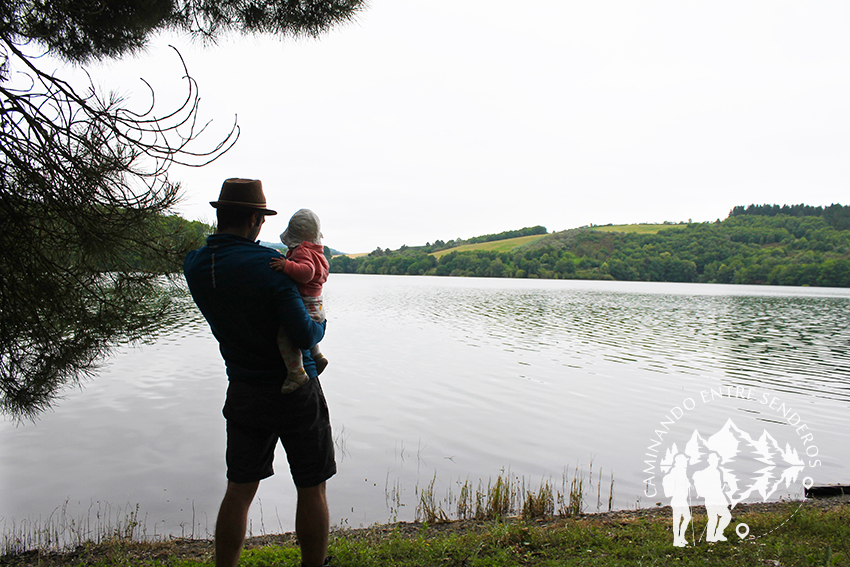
3, 498, 848, 567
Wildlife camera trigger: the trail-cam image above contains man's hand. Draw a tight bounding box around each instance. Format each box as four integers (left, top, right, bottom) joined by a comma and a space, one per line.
270, 256, 287, 272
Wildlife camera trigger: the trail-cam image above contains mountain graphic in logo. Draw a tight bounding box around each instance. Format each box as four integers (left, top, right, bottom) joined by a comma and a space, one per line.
660, 418, 804, 507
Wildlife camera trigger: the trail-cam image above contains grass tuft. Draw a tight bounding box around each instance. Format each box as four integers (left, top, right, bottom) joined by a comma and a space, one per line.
414, 464, 612, 525
415, 475, 450, 524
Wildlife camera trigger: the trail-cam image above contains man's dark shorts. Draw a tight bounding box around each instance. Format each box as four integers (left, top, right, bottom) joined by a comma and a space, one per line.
222, 377, 336, 487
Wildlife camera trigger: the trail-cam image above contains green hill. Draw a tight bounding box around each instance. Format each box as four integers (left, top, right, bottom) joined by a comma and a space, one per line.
329, 205, 850, 287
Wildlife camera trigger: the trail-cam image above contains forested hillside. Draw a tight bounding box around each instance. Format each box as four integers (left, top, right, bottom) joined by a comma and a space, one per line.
329, 205, 850, 287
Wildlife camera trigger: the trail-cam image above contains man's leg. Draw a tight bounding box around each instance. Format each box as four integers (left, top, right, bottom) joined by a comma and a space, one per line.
215, 480, 260, 567
296, 482, 329, 567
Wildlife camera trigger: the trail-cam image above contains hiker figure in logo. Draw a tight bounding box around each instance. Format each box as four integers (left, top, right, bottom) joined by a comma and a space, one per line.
692, 452, 732, 542
662, 454, 692, 547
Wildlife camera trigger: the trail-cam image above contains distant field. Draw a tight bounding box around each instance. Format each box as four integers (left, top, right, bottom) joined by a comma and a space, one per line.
429, 227, 677, 257
339, 235, 545, 259
341, 226, 668, 258
589, 224, 673, 235
430, 234, 547, 259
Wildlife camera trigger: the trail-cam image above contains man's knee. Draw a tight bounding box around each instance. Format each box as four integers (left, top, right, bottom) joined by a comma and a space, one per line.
224, 481, 260, 509
297, 481, 326, 500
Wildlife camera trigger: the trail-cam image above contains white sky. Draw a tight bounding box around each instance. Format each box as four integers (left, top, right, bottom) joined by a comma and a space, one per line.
79, 1, 850, 253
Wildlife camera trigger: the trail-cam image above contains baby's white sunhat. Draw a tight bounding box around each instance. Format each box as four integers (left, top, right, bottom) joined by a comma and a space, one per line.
280, 208, 323, 248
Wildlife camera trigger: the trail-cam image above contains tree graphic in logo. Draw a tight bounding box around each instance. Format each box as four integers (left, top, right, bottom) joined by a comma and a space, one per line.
660, 418, 805, 546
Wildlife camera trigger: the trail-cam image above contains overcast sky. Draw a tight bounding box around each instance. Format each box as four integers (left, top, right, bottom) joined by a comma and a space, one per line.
81, 1, 850, 253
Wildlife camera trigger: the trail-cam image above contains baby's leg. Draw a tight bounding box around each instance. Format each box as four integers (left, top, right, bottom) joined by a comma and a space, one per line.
277, 326, 309, 394
303, 296, 328, 375
310, 344, 328, 375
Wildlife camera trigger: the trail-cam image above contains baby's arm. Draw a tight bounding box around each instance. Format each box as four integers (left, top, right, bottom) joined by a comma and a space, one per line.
270, 254, 316, 284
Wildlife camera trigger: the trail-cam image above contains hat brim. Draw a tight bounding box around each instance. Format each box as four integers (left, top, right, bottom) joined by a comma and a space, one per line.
210, 201, 277, 215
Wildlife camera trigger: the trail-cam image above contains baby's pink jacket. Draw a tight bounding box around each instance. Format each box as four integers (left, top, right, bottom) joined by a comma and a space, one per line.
283, 241, 329, 297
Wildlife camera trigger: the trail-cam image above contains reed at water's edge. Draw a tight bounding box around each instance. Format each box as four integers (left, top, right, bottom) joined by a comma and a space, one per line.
413, 464, 614, 524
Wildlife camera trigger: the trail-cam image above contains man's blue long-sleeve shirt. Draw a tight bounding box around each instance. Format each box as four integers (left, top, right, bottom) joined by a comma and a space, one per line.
183, 233, 326, 384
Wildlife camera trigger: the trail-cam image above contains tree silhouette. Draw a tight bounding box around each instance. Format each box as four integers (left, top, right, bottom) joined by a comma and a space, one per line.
1, 0, 365, 418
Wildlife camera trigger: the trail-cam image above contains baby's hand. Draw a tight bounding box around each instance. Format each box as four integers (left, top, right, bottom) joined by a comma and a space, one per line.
270, 256, 287, 272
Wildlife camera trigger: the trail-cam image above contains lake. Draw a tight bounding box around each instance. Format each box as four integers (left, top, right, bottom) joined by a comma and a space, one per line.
2, 275, 849, 543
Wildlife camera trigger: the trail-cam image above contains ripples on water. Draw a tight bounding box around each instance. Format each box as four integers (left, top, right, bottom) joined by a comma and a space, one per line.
319, 277, 850, 521
411, 284, 850, 403
2, 275, 848, 540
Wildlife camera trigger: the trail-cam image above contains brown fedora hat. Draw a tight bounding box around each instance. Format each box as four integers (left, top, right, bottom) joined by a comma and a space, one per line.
210, 178, 277, 215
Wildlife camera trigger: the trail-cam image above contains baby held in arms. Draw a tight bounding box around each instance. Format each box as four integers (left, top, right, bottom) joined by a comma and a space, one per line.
270, 208, 329, 394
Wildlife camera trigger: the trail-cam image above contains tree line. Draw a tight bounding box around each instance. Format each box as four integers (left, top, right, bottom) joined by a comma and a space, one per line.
730, 203, 850, 231
329, 207, 850, 288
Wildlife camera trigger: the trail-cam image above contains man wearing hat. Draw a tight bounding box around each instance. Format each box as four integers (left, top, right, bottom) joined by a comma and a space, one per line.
183, 179, 335, 567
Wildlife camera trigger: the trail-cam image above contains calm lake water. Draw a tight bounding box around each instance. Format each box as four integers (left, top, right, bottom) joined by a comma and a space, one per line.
2, 275, 849, 541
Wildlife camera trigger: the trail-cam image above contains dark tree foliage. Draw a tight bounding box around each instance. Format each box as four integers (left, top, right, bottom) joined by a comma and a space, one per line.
1, 0, 365, 418
9, 0, 365, 63
730, 203, 850, 231
0, 44, 229, 419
